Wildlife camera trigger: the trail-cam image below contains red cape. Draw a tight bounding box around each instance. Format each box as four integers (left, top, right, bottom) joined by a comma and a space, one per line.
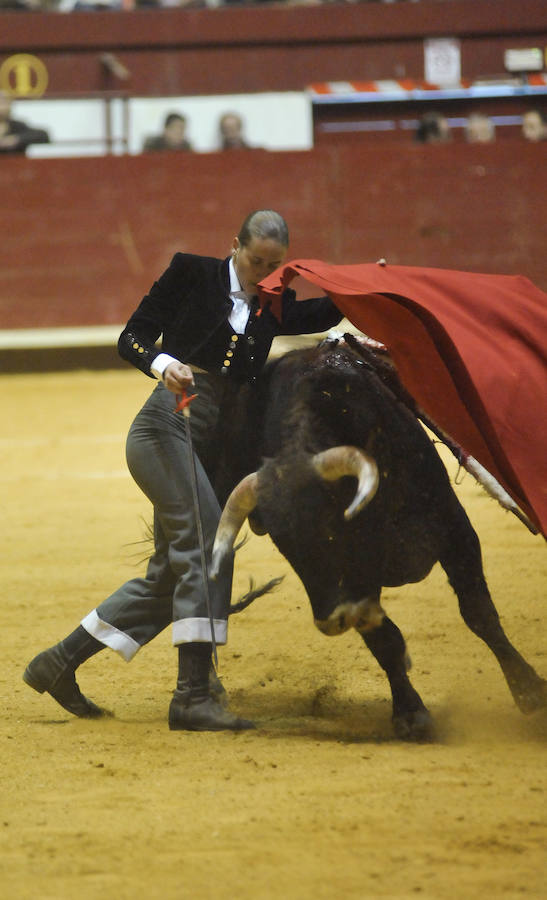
259, 260, 547, 538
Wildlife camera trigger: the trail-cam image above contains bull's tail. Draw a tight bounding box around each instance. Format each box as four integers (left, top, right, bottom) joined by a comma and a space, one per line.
230, 576, 284, 614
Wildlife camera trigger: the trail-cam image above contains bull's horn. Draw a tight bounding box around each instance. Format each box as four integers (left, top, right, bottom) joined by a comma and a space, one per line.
311, 446, 379, 520
210, 471, 259, 579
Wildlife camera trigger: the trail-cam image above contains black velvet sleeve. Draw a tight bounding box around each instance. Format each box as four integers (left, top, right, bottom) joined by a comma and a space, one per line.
117, 253, 200, 377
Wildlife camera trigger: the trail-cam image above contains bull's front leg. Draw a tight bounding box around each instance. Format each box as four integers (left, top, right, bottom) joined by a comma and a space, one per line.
361, 616, 435, 742
440, 522, 547, 714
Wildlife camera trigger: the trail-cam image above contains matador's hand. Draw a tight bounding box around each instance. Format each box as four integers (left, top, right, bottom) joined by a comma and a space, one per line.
163, 361, 195, 394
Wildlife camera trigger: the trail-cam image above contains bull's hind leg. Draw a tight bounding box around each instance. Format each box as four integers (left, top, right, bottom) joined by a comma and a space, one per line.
361, 616, 434, 741
440, 518, 547, 714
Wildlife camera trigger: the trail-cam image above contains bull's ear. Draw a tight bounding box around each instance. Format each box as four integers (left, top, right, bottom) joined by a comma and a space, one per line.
311, 446, 379, 519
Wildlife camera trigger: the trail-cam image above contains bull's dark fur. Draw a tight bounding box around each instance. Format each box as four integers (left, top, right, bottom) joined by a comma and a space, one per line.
215, 336, 546, 739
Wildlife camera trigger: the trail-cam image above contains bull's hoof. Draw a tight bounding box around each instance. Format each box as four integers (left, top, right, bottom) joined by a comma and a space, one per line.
511, 677, 547, 715
393, 709, 435, 742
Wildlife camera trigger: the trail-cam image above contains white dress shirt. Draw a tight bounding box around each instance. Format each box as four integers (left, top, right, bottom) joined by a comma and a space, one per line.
227, 256, 252, 334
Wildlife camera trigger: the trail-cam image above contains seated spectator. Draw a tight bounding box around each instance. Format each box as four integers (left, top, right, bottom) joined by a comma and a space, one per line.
414, 111, 452, 144
0, 0, 41, 8
218, 112, 250, 150
151, 0, 208, 6
58, 0, 125, 9
0, 92, 50, 155
521, 109, 547, 143
142, 113, 193, 153
58, 0, 122, 8
465, 112, 496, 143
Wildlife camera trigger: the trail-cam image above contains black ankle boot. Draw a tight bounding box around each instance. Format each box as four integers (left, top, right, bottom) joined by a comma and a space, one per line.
23, 627, 110, 719
169, 643, 254, 732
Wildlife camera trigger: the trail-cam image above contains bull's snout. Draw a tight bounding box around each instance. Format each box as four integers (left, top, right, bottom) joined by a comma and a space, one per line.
314, 598, 385, 636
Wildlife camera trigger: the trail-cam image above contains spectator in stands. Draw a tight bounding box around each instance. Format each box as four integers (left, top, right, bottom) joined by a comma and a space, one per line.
218, 111, 250, 150
0, 0, 41, 8
465, 111, 496, 143
521, 109, 547, 143
414, 111, 451, 144
0, 92, 50, 155
58, 0, 122, 8
142, 112, 193, 153
58, 0, 126, 9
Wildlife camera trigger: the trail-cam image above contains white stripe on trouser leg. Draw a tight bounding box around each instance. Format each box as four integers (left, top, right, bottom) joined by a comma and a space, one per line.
172, 617, 228, 646
81, 610, 141, 662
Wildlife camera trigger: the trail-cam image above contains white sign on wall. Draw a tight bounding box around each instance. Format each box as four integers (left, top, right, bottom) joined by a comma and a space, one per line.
424, 38, 462, 87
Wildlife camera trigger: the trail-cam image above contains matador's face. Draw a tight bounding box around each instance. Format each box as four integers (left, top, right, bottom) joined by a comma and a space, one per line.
232, 235, 287, 297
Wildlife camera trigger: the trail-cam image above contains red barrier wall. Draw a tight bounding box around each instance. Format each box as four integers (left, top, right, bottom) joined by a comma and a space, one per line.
2, 141, 546, 335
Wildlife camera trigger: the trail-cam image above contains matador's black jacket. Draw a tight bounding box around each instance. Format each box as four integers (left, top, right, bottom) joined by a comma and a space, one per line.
118, 253, 342, 383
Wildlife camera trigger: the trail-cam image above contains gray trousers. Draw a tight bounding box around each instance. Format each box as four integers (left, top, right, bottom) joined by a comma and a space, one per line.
81, 376, 235, 661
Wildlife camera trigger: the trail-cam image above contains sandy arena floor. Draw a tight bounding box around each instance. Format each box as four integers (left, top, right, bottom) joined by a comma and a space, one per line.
1, 366, 546, 900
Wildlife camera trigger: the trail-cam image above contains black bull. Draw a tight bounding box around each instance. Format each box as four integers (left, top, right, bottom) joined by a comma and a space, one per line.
210, 335, 546, 739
